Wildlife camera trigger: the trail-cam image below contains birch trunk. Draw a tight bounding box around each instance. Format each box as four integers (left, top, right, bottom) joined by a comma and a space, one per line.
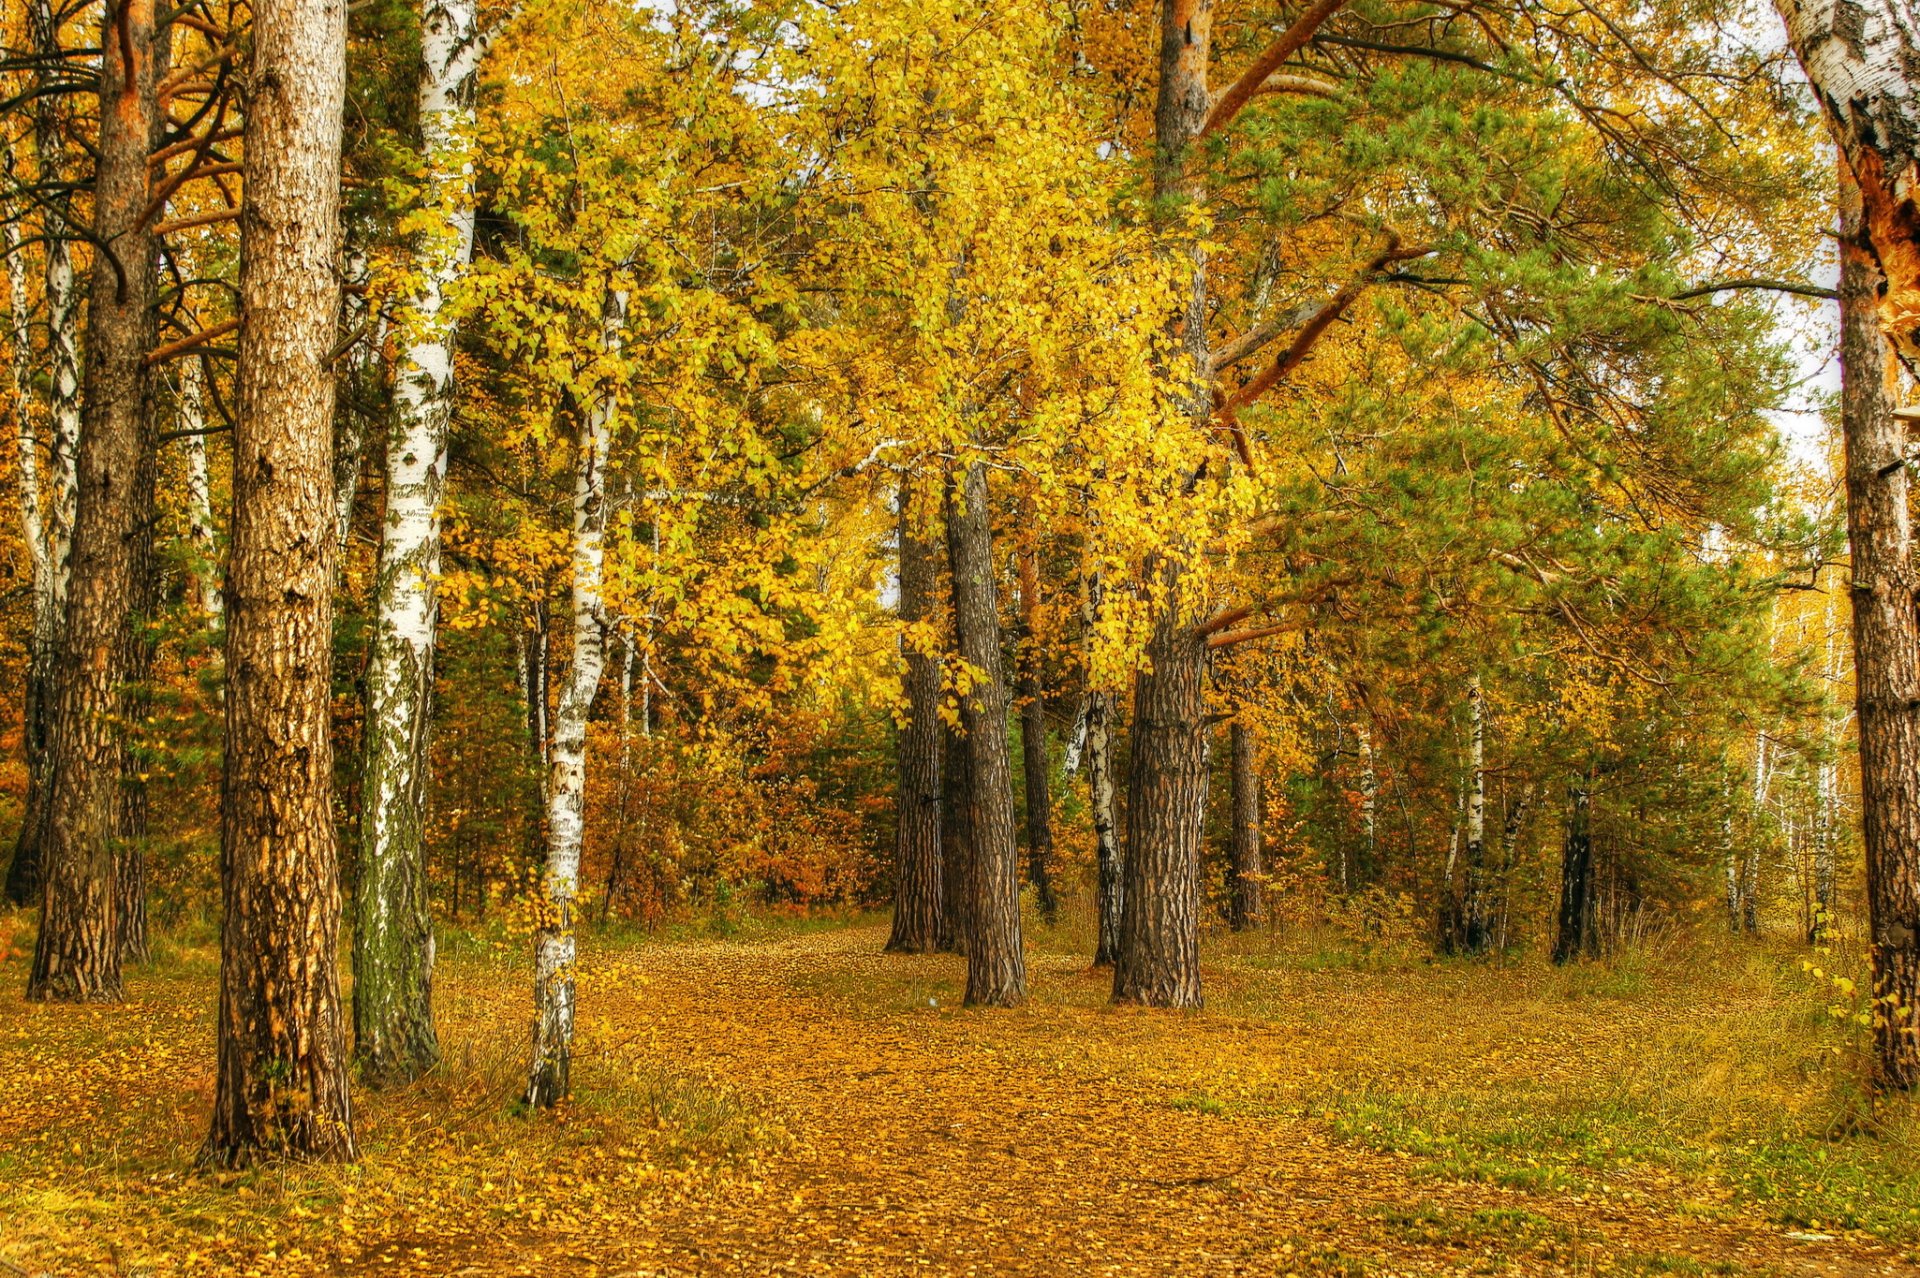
1777, 0, 1920, 355
1082, 573, 1124, 966
6, 0, 82, 910
944, 461, 1026, 1007
176, 360, 223, 617
1745, 731, 1770, 934
205, 0, 355, 1162
354, 0, 485, 1087
1837, 162, 1920, 1090
1451, 675, 1492, 953
1355, 721, 1377, 891
526, 289, 624, 1108
886, 485, 944, 953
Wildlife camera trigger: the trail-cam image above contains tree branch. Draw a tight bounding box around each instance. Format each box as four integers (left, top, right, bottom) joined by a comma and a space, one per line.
1202, 0, 1354, 139
1665, 277, 1838, 303
142, 315, 238, 366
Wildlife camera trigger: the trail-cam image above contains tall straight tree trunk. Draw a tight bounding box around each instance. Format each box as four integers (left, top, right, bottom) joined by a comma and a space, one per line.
1836, 163, 1920, 1090
1016, 541, 1057, 924
1552, 779, 1596, 965
333, 246, 379, 557
1088, 687, 1123, 965
3, 224, 51, 902
1113, 0, 1216, 1011
353, 0, 485, 1087
1777, 0, 1920, 356
1082, 572, 1124, 966
1355, 720, 1377, 891
28, 0, 167, 1001
1744, 729, 1770, 934
945, 462, 1025, 1007
6, 0, 84, 911
178, 360, 223, 616
886, 486, 944, 953
1453, 675, 1491, 953
939, 722, 973, 954
1114, 584, 1209, 1007
1228, 718, 1263, 931
526, 289, 624, 1108
204, 0, 355, 1164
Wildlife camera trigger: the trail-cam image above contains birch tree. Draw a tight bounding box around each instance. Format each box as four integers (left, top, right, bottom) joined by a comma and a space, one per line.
4, 0, 82, 910
354, 0, 489, 1087
526, 287, 624, 1109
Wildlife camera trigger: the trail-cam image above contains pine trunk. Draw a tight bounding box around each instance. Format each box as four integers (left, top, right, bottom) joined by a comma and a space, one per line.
353, 0, 483, 1087
1111, 0, 1215, 1010
945, 462, 1025, 1007
526, 290, 623, 1108
6, 0, 84, 911
1552, 780, 1596, 965
1114, 588, 1209, 1007
204, 0, 356, 1164
886, 487, 944, 953
1016, 544, 1057, 924
29, 0, 168, 1002
1838, 163, 1920, 1090
1228, 718, 1263, 931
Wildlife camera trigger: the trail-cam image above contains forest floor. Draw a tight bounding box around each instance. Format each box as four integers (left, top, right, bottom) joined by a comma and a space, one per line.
2, 909, 1920, 1276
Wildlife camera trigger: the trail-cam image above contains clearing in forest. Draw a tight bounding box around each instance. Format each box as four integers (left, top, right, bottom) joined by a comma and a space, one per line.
2, 917, 1918, 1276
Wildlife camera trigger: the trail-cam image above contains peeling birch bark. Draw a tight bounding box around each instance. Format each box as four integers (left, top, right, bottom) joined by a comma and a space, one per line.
353, 0, 488, 1085
526, 288, 625, 1108
1777, 0, 1920, 354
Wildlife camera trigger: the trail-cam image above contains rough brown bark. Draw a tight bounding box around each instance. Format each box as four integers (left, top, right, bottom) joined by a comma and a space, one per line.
1114, 586, 1209, 1007
1839, 163, 1920, 1090
887, 488, 944, 953
1227, 718, 1264, 931
204, 0, 356, 1164
27, 0, 167, 1003
1110, 0, 1216, 1008
945, 462, 1025, 1006
1016, 541, 1057, 924
1552, 780, 1596, 965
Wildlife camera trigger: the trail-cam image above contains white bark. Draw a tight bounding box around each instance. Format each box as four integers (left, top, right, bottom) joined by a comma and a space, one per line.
5, 224, 45, 595
527, 288, 625, 1107
1356, 721, 1377, 887
1745, 730, 1770, 933
1776, 0, 1920, 348
1466, 676, 1485, 861
354, 0, 488, 1081
177, 360, 222, 617
30, 0, 78, 612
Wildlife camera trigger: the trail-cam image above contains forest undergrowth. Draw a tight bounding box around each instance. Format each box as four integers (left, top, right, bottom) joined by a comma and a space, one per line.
1, 904, 1918, 1276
